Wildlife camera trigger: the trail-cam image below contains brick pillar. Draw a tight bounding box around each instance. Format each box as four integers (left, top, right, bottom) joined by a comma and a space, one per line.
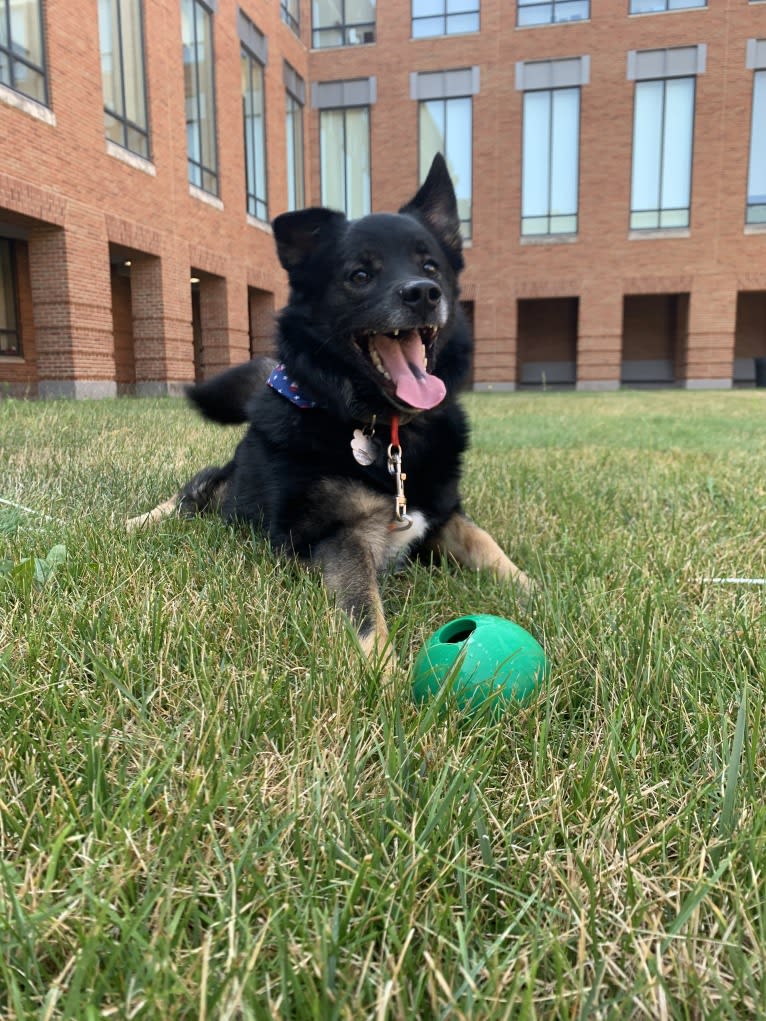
472, 294, 517, 391
130, 248, 195, 396
197, 273, 250, 379
683, 281, 736, 389
28, 212, 116, 398
248, 287, 276, 358
576, 286, 623, 391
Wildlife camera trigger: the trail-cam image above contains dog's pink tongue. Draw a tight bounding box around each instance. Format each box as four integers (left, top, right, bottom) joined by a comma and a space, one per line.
373, 332, 446, 410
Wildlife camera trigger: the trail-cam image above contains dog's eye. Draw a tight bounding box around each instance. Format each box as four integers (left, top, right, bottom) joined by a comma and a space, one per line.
422, 259, 439, 277
349, 269, 371, 286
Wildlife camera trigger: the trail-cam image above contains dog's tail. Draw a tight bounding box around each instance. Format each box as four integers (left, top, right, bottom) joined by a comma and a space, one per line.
186, 357, 276, 424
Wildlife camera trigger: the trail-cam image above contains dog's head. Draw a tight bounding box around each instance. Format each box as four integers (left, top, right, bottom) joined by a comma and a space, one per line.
271, 154, 472, 421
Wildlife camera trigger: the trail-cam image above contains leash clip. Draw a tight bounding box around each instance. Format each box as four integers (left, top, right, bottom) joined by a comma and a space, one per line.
387, 442, 411, 531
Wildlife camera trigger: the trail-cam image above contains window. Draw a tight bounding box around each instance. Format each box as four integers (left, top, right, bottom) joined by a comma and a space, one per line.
0, 0, 47, 104
281, 0, 299, 34
98, 0, 150, 158
747, 71, 766, 224
285, 64, 305, 211
320, 107, 370, 216
516, 58, 587, 237
521, 88, 580, 235
419, 99, 473, 238
412, 0, 479, 39
628, 47, 704, 230
312, 0, 375, 48
240, 13, 268, 221
517, 1, 588, 28
182, 0, 218, 195
630, 78, 695, 229
629, 0, 705, 12
0, 241, 21, 357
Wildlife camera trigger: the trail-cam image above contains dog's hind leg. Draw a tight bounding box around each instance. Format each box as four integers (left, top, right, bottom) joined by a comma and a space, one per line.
126, 463, 234, 531
427, 511, 532, 595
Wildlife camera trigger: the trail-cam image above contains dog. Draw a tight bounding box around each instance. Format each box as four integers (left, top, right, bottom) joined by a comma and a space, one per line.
128, 154, 531, 666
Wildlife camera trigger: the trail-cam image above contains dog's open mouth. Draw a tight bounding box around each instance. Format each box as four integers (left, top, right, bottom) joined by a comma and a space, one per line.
355, 326, 446, 411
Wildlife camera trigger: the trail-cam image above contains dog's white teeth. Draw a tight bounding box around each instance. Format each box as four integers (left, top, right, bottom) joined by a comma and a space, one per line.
370, 345, 392, 380
392, 329, 400, 338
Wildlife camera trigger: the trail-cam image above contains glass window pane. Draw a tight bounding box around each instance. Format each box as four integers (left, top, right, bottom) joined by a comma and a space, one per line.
747, 72, 766, 208
630, 0, 665, 12
121, 0, 147, 128
445, 97, 472, 232
522, 90, 551, 219
413, 0, 444, 15
12, 60, 44, 102
10, 0, 44, 68
0, 242, 17, 333
313, 0, 343, 28
660, 77, 693, 213
346, 0, 375, 23
555, 1, 588, 22
412, 16, 444, 36
99, 0, 119, 112
550, 87, 579, 217
345, 108, 370, 218
320, 110, 347, 211
445, 13, 479, 33
631, 80, 663, 215
420, 99, 446, 176
518, 5, 552, 27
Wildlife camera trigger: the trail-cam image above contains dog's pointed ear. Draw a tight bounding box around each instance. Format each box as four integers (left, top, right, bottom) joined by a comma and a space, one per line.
272, 208, 347, 271
399, 153, 462, 259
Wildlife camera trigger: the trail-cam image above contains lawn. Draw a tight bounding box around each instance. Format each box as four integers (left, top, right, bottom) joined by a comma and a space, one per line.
1, 389, 765, 1019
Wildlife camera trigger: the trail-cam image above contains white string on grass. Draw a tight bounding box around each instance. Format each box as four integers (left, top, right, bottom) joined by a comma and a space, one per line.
0, 496, 59, 523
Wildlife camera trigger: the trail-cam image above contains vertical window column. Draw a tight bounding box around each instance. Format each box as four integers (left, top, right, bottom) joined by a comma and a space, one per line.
182, 0, 218, 196
412, 68, 479, 240
746, 40, 766, 226
0, 0, 47, 104
627, 46, 705, 231
98, 0, 150, 158
516, 57, 588, 238
239, 11, 268, 222
284, 62, 306, 212
313, 78, 375, 217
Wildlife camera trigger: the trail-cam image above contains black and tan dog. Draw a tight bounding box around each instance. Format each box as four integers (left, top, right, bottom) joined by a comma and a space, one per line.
128, 154, 530, 665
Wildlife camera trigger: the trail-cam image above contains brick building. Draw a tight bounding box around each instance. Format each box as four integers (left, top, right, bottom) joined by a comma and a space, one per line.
1, 0, 765, 397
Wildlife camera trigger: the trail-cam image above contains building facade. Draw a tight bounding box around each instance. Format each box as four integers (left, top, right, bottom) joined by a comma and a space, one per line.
1, 0, 765, 397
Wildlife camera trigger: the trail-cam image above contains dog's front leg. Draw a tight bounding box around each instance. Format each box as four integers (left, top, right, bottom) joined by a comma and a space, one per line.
429, 511, 532, 594
312, 536, 394, 669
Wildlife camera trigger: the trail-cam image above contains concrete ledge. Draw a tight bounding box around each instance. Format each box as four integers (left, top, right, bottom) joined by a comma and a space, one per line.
683, 378, 733, 390
472, 382, 517, 392
38, 380, 117, 399
135, 381, 192, 398
576, 380, 620, 391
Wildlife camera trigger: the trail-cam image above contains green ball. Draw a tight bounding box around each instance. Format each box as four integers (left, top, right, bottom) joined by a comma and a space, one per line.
412, 614, 548, 713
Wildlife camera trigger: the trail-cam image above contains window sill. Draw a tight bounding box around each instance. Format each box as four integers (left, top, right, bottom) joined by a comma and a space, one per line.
628, 227, 690, 240
520, 233, 578, 245
106, 140, 156, 175
0, 355, 25, 363
0, 83, 55, 125
744, 223, 766, 234
189, 185, 224, 211
247, 215, 272, 234
409, 30, 480, 41
310, 40, 376, 52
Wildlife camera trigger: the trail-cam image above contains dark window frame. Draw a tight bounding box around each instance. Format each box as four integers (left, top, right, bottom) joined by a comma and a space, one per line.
628, 0, 706, 13
0, 239, 22, 359
183, 0, 219, 196
312, 0, 376, 49
100, 0, 151, 159
0, 0, 49, 105
280, 0, 300, 34
411, 0, 479, 38
520, 84, 581, 237
629, 74, 696, 231
746, 68, 766, 225
517, 0, 589, 28
241, 42, 268, 222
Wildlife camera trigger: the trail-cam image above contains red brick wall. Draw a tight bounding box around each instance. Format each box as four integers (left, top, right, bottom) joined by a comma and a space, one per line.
2, 0, 766, 394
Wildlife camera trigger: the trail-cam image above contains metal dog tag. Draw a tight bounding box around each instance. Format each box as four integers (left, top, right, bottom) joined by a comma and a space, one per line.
351, 428, 379, 466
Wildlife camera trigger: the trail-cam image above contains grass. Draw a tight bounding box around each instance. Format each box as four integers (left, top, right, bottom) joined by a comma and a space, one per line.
0, 388, 765, 1019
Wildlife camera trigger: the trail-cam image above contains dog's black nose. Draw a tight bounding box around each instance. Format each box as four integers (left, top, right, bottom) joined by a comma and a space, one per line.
400, 280, 442, 317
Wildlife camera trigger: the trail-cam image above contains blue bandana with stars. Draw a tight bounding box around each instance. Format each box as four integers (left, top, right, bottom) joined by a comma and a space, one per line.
266, 363, 318, 409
